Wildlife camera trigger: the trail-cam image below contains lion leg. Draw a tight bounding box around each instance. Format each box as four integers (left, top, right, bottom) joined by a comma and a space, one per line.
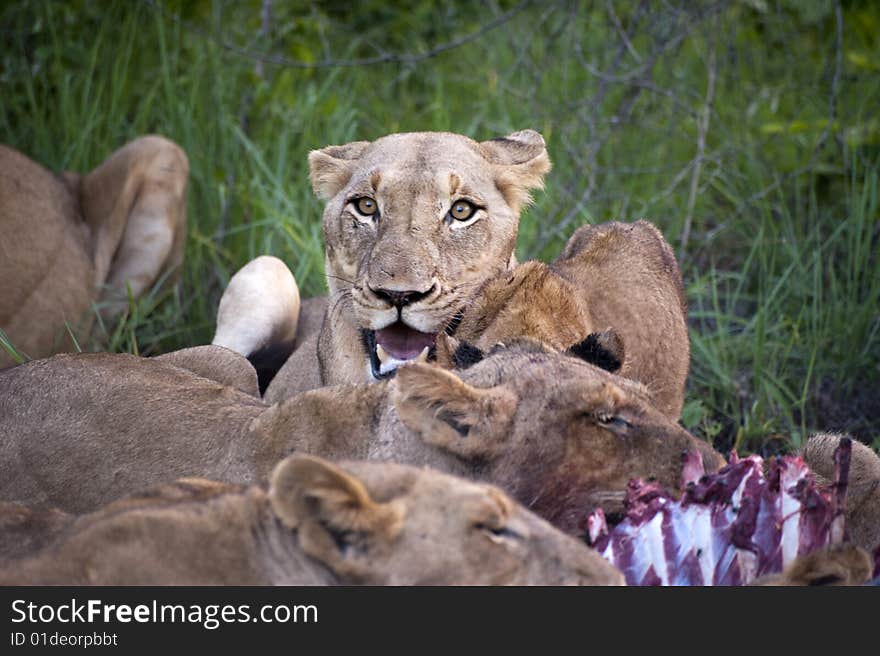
212, 256, 302, 394
78, 135, 189, 319
0, 145, 95, 367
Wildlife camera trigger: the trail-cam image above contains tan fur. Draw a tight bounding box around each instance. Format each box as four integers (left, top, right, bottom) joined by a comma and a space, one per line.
436, 260, 593, 355
440, 221, 689, 419
154, 345, 260, 397
254, 294, 328, 400
0, 456, 623, 586
255, 130, 551, 400
0, 342, 723, 536
801, 433, 880, 554
753, 544, 873, 586
0, 502, 72, 563
212, 256, 301, 358
295, 295, 329, 343
0, 137, 188, 367
555, 222, 689, 418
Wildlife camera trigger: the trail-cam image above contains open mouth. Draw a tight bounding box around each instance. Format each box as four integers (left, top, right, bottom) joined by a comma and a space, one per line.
363, 322, 437, 379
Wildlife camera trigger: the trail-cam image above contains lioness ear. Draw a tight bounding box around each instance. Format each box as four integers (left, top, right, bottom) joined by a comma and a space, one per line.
393, 363, 516, 460
567, 329, 625, 373
480, 129, 551, 212
269, 455, 404, 579
308, 141, 371, 199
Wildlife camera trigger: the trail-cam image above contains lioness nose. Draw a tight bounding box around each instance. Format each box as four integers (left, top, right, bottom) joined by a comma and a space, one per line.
371, 284, 436, 308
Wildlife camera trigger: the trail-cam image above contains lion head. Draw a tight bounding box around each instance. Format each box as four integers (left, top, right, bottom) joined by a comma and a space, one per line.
268, 455, 623, 585
392, 339, 725, 535
1, 456, 623, 585
309, 130, 550, 383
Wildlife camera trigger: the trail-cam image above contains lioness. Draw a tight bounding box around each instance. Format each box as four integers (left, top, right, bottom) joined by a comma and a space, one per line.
802, 433, 880, 555
434, 220, 690, 419
0, 454, 623, 585
0, 137, 189, 367
0, 341, 723, 534
752, 544, 874, 586
232, 129, 551, 401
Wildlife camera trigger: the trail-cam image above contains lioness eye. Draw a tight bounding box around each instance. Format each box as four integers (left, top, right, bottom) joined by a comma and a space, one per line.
476, 522, 522, 541
354, 197, 378, 216
596, 413, 631, 431
449, 200, 476, 222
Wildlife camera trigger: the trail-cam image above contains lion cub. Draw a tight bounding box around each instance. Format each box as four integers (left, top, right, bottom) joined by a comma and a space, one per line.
0, 455, 623, 586
436, 220, 689, 420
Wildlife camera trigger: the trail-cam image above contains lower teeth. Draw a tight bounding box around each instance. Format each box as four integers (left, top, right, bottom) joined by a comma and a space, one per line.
375, 345, 430, 373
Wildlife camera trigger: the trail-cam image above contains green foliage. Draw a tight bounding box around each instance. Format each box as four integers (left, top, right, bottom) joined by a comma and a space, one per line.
1, 0, 877, 453
688, 158, 880, 453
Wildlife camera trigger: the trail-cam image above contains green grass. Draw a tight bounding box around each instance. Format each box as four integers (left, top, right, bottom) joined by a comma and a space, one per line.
685, 158, 880, 452
1, 0, 878, 453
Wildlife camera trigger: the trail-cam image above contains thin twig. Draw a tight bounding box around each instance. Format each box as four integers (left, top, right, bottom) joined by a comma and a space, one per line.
535, 1, 730, 254
734, 0, 844, 216
606, 0, 642, 63
141, 0, 532, 69
679, 31, 717, 260
216, 0, 273, 242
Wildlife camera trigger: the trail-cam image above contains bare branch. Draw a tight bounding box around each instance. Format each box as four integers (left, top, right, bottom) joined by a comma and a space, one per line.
141, 0, 533, 69
734, 0, 844, 217
606, 0, 642, 63
679, 30, 717, 260
216, 0, 274, 243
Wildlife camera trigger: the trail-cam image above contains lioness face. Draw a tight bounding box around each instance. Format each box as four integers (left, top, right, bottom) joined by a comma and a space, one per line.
309, 130, 550, 380
1, 459, 621, 585
272, 456, 623, 585
371, 469, 624, 585
394, 341, 726, 536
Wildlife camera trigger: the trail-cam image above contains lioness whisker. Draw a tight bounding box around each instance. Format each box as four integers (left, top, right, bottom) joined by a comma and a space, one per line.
325, 274, 357, 286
